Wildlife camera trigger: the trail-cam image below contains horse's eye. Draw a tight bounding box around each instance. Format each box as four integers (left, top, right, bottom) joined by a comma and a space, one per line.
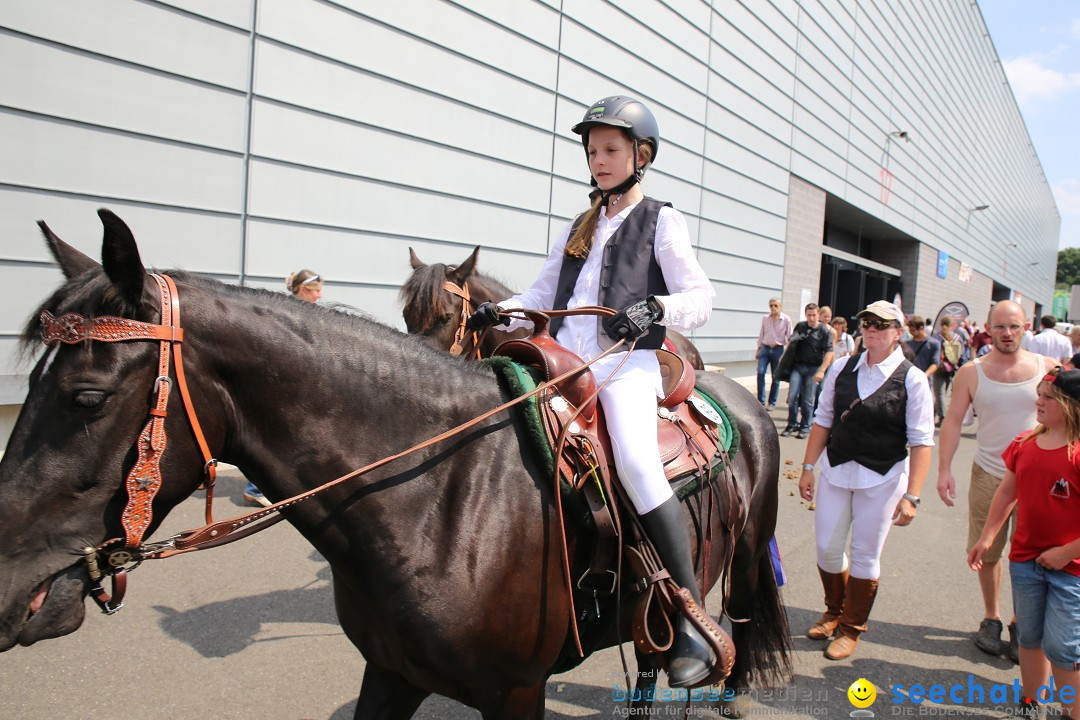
73, 391, 106, 409
438, 313, 453, 326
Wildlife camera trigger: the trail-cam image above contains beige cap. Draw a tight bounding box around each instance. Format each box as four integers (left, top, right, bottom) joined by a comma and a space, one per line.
856, 300, 905, 325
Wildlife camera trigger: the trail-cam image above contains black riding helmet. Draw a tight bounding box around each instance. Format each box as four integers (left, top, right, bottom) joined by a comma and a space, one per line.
572, 95, 660, 167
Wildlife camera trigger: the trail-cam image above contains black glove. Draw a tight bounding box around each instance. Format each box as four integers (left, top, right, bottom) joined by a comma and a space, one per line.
603, 296, 664, 341
466, 301, 509, 331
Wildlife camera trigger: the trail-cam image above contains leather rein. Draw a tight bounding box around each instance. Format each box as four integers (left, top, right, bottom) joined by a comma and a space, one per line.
40, 276, 628, 615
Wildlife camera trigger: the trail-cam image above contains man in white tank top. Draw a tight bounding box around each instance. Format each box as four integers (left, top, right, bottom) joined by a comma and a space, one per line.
937, 301, 1058, 662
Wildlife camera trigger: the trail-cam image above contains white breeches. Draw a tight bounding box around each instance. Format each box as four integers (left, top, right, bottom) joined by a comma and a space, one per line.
814, 472, 906, 579
595, 359, 671, 515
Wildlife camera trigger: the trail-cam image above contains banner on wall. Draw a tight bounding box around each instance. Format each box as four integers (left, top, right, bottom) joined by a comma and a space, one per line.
931, 301, 971, 334
937, 251, 949, 279
1053, 289, 1070, 320
958, 262, 972, 283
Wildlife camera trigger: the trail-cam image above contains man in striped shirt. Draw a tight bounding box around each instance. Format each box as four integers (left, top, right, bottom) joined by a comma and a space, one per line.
757, 297, 794, 408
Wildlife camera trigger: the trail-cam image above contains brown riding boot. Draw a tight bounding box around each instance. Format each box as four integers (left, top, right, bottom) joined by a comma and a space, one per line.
825, 577, 878, 661
807, 566, 848, 639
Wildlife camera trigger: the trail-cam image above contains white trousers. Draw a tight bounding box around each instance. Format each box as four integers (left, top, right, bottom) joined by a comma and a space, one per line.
814, 471, 906, 579
595, 358, 671, 515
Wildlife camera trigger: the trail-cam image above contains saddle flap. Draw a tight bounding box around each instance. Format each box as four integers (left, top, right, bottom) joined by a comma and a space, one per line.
655, 391, 722, 480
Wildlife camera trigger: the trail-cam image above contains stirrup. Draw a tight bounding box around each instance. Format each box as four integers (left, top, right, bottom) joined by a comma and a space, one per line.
670, 587, 735, 687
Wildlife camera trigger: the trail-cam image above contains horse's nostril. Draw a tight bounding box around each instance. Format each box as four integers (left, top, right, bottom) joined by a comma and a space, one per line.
28, 577, 53, 617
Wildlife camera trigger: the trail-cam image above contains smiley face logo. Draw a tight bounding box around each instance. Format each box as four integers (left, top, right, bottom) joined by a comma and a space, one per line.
848, 678, 876, 708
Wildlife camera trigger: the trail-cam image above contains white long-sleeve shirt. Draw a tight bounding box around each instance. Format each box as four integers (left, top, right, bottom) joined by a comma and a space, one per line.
498, 201, 714, 377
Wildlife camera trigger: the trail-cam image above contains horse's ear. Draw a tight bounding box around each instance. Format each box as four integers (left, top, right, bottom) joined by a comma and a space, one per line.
38, 221, 100, 279
98, 209, 146, 308
408, 247, 425, 270
448, 246, 480, 284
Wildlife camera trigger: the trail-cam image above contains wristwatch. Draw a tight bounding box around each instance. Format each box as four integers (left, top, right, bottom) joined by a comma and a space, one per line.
902, 492, 921, 507
802, 463, 815, 472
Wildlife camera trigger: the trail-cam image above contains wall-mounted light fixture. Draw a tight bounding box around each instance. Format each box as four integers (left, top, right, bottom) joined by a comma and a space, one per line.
971, 205, 990, 212
889, 130, 910, 141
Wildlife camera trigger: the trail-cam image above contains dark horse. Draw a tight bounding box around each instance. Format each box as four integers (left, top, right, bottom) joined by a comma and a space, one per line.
0, 211, 788, 718
401, 246, 707, 369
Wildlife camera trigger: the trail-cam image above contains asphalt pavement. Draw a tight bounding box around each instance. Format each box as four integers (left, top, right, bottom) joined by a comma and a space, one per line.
1, 367, 1037, 719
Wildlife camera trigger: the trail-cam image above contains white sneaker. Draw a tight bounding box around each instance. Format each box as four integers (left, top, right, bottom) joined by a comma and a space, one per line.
243, 491, 271, 508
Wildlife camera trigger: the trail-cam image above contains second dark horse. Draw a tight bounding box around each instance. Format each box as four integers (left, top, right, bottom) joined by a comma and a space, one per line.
401, 246, 706, 369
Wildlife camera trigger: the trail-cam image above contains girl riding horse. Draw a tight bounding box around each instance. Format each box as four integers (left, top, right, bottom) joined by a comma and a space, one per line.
468, 95, 717, 687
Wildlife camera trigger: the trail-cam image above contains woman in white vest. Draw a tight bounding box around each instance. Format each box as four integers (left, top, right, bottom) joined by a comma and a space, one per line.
467, 96, 716, 686
797, 301, 935, 660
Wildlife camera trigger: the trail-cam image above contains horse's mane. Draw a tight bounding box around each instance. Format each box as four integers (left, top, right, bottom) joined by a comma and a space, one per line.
399, 262, 518, 331
20, 269, 494, 380
399, 262, 450, 332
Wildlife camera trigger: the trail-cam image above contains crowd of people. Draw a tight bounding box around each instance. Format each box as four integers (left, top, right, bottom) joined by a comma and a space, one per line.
766, 297, 1079, 718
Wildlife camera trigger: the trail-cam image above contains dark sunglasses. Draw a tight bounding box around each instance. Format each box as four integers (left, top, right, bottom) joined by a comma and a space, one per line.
860, 318, 899, 331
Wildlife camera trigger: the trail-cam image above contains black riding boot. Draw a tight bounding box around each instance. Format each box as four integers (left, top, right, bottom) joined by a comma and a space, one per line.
640, 496, 714, 688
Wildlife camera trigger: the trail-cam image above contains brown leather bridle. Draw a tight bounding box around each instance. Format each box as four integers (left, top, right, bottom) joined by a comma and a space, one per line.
40, 273, 218, 613
441, 279, 483, 359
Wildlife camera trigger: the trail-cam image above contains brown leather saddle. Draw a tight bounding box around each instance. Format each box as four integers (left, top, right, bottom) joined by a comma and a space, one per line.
493, 310, 739, 687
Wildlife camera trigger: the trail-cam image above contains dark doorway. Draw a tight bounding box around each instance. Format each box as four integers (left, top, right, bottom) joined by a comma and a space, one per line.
820, 256, 902, 323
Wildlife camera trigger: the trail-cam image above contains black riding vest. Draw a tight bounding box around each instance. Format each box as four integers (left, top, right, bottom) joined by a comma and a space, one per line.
825, 356, 913, 475
549, 198, 670, 350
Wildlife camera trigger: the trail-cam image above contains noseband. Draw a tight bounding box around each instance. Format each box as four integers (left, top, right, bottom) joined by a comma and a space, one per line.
39, 273, 217, 613
442, 279, 483, 359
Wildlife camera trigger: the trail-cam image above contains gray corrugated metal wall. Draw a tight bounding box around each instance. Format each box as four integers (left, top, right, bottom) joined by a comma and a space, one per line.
0, 0, 1059, 410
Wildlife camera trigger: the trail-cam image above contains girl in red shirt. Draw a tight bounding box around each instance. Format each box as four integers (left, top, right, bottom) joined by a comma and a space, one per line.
969, 367, 1080, 718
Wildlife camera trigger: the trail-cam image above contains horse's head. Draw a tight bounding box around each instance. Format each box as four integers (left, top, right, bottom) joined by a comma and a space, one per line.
399, 246, 481, 352
0, 210, 210, 651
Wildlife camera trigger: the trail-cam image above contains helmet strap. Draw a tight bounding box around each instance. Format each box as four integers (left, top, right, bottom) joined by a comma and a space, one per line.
600, 174, 639, 208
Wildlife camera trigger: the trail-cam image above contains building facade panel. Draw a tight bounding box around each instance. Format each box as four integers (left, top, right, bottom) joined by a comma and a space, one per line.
0, 33, 248, 152
252, 41, 555, 172
557, 20, 705, 118
0, 0, 251, 90
245, 160, 550, 253
334, 0, 559, 90
156, 0, 254, 29
0, 111, 244, 213
257, 0, 552, 130
0, 0, 1061, 418
248, 100, 552, 213
0, 189, 242, 273
447, 0, 562, 49
705, 106, 792, 188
